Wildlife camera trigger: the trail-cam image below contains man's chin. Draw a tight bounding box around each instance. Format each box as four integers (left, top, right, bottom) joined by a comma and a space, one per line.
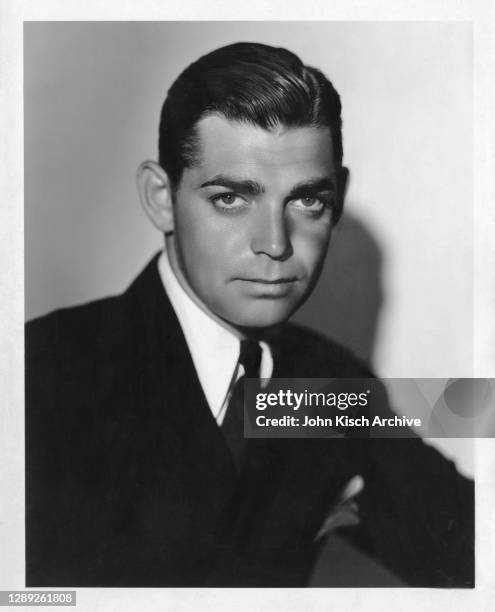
219, 303, 297, 332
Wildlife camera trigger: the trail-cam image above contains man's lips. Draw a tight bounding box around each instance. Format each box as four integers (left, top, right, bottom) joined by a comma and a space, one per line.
237, 277, 298, 284
235, 277, 299, 298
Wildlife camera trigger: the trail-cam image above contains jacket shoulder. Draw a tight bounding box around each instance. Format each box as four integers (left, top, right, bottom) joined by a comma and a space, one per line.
25, 294, 129, 359
279, 322, 373, 377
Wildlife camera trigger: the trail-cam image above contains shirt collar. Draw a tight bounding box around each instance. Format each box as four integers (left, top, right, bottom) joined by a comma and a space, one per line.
158, 250, 272, 420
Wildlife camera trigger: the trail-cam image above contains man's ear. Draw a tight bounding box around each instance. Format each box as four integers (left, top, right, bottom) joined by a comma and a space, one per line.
136, 161, 175, 233
333, 166, 350, 225
337, 166, 350, 198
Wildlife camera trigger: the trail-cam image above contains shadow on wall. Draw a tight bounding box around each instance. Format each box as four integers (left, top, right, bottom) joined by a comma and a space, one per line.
292, 210, 384, 369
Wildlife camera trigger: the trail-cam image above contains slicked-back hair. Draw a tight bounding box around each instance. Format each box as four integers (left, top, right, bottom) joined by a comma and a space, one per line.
158, 42, 344, 190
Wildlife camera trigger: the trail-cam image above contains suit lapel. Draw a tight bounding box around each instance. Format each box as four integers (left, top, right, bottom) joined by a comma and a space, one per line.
123, 253, 238, 502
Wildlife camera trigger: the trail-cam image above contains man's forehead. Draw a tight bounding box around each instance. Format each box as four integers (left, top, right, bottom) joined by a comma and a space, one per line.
191, 114, 335, 176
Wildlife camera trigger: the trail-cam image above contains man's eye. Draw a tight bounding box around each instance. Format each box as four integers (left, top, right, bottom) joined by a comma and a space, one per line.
210, 193, 246, 210
291, 197, 327, 212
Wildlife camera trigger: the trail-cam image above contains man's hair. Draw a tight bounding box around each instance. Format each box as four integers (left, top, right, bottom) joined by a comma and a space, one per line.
158, 42, 343, 189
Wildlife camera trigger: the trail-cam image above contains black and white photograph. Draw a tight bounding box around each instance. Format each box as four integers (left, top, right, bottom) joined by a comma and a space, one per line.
1, 5, 494, 612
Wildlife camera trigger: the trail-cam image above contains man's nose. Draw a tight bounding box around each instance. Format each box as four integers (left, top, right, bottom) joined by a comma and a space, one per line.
250, 204, 293, 261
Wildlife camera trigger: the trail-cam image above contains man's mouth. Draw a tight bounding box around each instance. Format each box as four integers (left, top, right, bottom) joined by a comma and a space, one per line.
240, 277, 298, 284
236, 277, 299, 298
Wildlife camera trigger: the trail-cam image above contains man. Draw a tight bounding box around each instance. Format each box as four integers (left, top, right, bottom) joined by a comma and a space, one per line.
25, 42, 473, 588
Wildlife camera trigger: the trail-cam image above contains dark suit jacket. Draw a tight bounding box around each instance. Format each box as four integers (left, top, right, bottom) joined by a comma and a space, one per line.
25, 254, 474, 587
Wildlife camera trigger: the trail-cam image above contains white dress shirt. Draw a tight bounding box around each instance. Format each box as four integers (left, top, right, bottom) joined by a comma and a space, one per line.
158, 250, 273, 425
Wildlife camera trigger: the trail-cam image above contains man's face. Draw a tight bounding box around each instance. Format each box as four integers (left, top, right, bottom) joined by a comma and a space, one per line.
170, 114, 339, 329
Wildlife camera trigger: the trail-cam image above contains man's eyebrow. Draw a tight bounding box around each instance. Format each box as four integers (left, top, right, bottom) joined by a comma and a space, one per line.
287, 177, 336, 199
199, 175, 265, 195
199, 175, 335, 198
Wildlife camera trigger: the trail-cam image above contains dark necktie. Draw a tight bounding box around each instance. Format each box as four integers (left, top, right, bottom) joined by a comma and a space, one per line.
221, 339, 262, 471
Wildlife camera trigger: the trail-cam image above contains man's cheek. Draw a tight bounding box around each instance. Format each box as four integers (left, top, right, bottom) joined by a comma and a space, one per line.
294, 235, 329, 271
